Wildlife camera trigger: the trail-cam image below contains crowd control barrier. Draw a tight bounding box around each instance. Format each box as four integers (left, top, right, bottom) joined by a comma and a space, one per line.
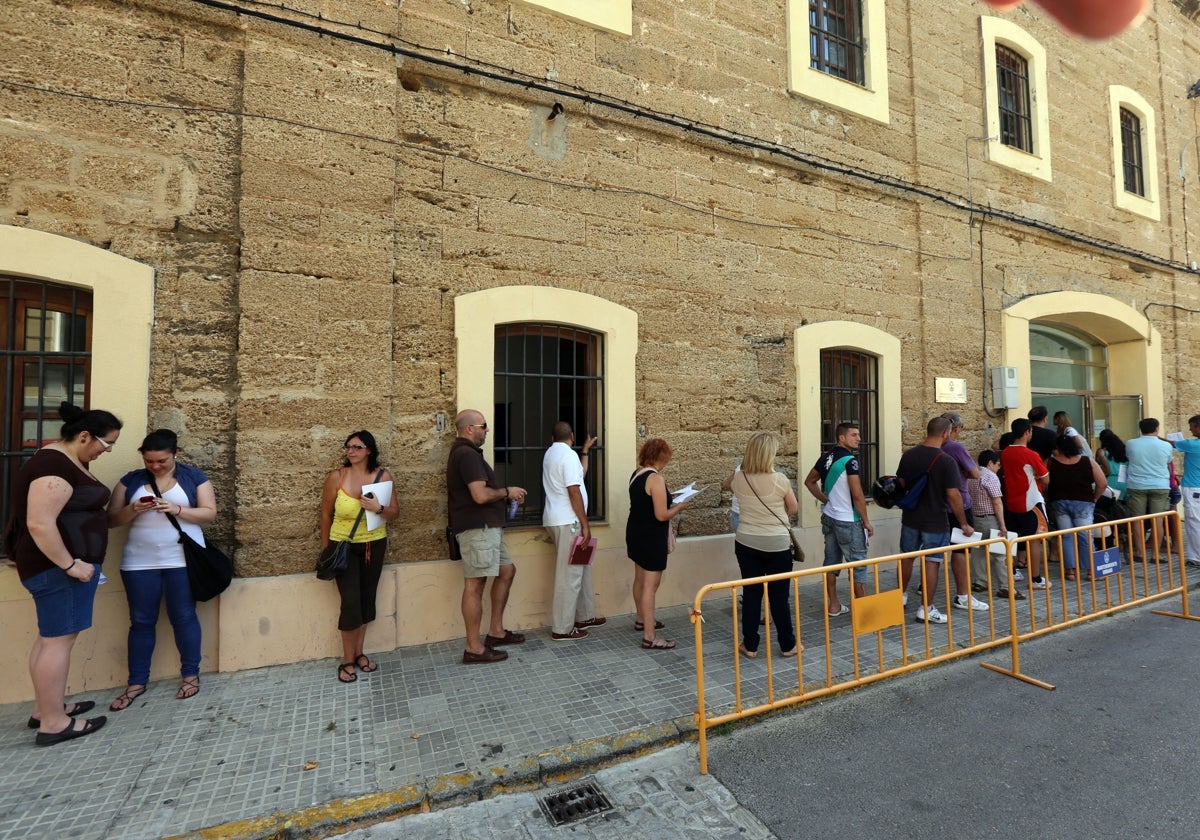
690, 509, 1198, 774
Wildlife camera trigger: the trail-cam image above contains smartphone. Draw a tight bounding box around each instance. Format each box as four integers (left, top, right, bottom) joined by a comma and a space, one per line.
139, 496, 154, 503
363, 492, 374, 499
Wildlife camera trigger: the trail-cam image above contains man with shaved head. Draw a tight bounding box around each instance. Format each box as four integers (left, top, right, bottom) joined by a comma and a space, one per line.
447, 409, 527, 664
542, 421, 603, 641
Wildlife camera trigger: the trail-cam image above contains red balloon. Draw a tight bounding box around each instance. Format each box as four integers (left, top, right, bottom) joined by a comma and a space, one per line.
980, 0, 1151, 39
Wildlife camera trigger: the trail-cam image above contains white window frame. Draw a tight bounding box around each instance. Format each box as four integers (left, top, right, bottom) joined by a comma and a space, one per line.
1108, 85, 1160, 221
794, 321, 901, 528
454, 286, 637, 531
515, 0, 631, 36
785, 0, 890, 125
981, 17, 1052, 182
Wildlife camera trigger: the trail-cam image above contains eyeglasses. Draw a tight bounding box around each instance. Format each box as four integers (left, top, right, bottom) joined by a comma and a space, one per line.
343, 444, 368, 451
95, 437, 116, 451
469, 423, 489, 431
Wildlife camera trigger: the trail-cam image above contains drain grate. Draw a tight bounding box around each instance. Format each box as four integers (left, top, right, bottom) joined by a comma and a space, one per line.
537, 778, 614, 826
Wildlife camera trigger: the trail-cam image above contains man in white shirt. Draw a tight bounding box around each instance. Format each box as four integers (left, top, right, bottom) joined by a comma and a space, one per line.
542, 422, 603, 640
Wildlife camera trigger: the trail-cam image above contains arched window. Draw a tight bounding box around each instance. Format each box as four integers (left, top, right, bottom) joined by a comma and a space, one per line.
1, 278, 93, 534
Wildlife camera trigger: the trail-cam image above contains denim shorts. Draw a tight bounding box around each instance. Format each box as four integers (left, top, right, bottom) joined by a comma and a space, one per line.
22, 564, 100, 637
821, 513, 869, 583
899, 525, 951, 564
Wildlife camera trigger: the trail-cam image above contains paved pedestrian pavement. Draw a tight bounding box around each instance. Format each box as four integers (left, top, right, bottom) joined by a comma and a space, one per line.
1, 564, 1196, 840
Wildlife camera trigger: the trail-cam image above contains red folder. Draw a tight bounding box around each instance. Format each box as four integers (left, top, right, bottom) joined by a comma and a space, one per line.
569, 535, 598, 566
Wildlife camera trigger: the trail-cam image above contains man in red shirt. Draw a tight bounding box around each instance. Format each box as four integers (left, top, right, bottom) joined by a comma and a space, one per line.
1000, 418, 1051, 590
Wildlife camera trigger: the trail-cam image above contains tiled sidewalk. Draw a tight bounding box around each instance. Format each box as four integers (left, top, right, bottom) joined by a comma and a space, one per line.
1, 562, 1195, 840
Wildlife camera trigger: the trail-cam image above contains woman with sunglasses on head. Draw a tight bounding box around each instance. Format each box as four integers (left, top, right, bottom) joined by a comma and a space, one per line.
320, 431, 398, 683
106, 429, 217, 710
8, 402, 121, 746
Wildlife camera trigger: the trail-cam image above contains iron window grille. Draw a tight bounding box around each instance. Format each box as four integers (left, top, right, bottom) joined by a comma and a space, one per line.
819, 349, 878, 486
996, 45, 1033, 153
1, 278, 92, 547
1119, 107, 1145, 197
493, 324, 604, 527
810, 0, 865, 85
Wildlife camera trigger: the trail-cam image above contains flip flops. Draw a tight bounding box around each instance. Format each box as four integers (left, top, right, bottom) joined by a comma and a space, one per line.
109, 686, 147, 712
633, 620, 665, 631
641, 637, 676, 650
355, 654, 378, 673
337, 662, 357, 683
176, 677, 200, 700
826, 605, 851, 617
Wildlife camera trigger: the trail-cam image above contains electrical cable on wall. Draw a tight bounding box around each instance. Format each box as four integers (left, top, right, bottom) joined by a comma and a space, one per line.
175, 0, 1193, 275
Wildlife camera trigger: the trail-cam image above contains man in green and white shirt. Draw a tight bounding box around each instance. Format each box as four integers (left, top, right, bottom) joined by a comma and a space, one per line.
804, 422, 874, 617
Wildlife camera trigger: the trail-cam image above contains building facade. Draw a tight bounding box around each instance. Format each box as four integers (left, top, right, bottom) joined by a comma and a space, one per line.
1, 0, 1197, 701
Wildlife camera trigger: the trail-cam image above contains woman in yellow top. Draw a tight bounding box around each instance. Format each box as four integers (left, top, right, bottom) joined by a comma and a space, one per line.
320, 430, 398, 683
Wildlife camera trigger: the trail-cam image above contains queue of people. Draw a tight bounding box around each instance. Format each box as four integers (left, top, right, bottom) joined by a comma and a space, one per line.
12, 399, 1196, 743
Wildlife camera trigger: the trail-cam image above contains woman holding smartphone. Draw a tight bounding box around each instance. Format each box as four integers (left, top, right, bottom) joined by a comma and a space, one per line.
107, 429, 217, 710
320, 430, 398, 683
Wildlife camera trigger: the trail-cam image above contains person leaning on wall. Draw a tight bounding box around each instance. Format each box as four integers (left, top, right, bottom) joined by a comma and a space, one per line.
8, 402, 122, 746
320, 430, 399, 683
106, 428, 217, 710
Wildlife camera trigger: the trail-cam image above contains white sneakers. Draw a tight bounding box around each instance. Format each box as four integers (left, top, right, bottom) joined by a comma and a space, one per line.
915, 604, 947, 624
953, 594, 990, 611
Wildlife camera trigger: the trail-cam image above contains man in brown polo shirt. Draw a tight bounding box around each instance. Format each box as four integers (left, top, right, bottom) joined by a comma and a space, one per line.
446, 409, 528, 664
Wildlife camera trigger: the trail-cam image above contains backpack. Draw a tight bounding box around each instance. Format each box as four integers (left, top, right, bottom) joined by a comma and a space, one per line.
895, 452, 944, 511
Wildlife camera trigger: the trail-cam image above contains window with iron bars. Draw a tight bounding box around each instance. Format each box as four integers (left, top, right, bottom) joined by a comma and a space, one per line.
493, 325, 604, 527
1119, 107, 1145, 197
819, 349, 878, 485
1, 278, 92, 547
810, 0, 865, 85
996, 45, 1033, 152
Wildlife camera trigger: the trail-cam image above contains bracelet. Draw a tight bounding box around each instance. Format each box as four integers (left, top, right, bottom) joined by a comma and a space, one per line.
505, 487, 510, 500
66, 559, 77, 571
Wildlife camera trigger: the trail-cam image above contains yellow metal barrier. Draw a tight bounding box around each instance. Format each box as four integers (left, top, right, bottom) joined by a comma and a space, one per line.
981, 509, 1200, 689
691, 510, 1200, 774
691, 535, 1014, 774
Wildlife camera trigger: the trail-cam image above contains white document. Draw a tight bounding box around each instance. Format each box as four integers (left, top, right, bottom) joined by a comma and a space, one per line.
1168, 432, 1185, 442
361, 480, 393, 531
989, 528, 1018, 556
1117, 463, 1128, 484
671, 481, 706, 504
950, 527, 981, 545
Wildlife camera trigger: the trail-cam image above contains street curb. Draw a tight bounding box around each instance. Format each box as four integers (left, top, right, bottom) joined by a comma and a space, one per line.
163, 716, 697, 839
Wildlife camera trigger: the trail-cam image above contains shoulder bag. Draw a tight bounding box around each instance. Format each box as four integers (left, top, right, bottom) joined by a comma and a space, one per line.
317, 469, 381, 580
742, 472, 805, 564
150, 476, 233, 602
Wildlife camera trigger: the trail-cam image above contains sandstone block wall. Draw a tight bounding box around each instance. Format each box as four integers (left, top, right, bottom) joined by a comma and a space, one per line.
2, 0, 1198, 577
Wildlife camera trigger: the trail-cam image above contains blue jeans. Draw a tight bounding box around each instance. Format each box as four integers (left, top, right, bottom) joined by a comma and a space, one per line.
121, 567, 201, 685
1051, 499, 1095, 570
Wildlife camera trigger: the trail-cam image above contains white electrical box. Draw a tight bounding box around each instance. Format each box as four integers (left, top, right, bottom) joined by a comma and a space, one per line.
991, 366, 1019, 409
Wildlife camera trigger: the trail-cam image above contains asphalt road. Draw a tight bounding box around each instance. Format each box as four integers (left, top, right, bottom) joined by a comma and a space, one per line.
707, 602, 1200, 840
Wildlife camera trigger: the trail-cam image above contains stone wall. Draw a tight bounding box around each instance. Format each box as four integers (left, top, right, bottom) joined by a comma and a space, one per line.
3, 0, 1199, 579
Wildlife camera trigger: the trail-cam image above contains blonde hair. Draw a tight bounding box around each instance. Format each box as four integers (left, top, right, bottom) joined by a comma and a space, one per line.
740, 432, 779, 475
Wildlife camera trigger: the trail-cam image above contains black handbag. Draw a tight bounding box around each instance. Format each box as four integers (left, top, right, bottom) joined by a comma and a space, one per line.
317, 508, 366, 580
150, 476, 233, 602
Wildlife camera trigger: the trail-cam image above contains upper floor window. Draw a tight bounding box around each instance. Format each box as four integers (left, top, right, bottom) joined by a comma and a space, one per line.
1, 278, 93, 536
515, 0, 631, 36
981, 18, 1051, 181
810, 0, 865, 85
1108, 86, 1160, 220
493, 324, 605, 527
786, 0, 890, 124
820, 349, 878, 485
1119, 108, 1144, 196
996, 46, 1032, 152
